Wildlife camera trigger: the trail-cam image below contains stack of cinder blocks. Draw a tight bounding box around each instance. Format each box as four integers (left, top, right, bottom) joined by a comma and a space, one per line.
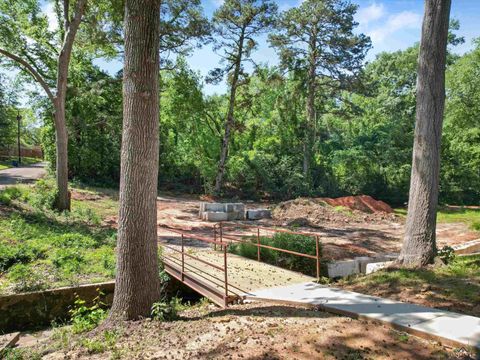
199, 202, 246, 221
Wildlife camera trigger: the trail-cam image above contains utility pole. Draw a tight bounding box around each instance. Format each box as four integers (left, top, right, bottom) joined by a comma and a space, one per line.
17, 111, 21, 165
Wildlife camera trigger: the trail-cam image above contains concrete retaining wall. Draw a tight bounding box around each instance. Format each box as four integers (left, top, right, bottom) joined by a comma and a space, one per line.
0, 277, 196, 332
0, 282, 115, 332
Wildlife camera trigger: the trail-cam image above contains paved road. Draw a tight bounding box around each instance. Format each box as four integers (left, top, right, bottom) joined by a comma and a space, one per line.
0, 162, 47, 189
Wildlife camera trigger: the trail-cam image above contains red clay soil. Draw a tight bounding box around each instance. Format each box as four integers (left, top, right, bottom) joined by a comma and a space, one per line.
319, 195, 393, 214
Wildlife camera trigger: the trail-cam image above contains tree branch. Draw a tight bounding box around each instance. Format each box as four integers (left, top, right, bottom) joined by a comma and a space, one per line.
63, 0, 70, 31
0, 48, 55, 104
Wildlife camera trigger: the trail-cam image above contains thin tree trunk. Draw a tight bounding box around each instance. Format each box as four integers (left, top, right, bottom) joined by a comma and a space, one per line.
109, 0, 161, 321
304, 31, 317, 187
214, 28, 245, 194
398, 0, 451, 267
52, 0, 87, 211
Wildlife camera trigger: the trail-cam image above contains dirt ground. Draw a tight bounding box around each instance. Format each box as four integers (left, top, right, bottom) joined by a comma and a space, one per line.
155, 194, 479, 261
21, 302, 474, 360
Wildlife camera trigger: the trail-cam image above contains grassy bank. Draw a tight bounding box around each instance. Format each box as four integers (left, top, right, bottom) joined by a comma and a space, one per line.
395, 206, 480, 231
0, 180, 119, 295
337, 254, 480, 317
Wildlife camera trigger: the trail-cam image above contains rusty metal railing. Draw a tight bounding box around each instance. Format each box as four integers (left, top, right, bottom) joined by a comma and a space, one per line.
159, 227, 234, 307
213, 222, 322, 280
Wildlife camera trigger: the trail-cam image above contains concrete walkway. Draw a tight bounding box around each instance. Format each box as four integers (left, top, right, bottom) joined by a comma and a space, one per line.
0, 162, 46, 189
246, 282, 480, 350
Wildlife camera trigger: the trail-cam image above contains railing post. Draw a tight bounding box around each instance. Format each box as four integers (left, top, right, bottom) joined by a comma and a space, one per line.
213, 224, 217, 251
181, 233, 185, 281
257, 227, 261, 262
224, 244, 228, 305
219, 222, 223, 251
315, 235, 320, 280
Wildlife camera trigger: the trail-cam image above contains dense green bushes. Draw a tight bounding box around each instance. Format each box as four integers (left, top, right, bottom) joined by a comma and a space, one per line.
228, 232, 321, 277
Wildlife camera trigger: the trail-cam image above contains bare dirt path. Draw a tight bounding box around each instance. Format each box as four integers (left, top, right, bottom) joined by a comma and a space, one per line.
0, 162, 47, 189
37, 302, 471, 359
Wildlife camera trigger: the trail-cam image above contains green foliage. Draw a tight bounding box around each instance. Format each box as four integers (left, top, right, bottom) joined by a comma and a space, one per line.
23, 178, 59, 210
69, 292, 108, 333
0, 186, 22, 205
229, 232, 321, 276
7, 263, 48, 292
437, 246, 456, 265
471, 221, 480, 232
80, 330, 119, 354
151, 298, 180, 321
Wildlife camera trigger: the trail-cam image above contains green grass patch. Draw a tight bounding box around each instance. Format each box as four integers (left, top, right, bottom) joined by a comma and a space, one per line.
228, 232, 322, 276
0, 181, 119, 294
394, 206, 480, 231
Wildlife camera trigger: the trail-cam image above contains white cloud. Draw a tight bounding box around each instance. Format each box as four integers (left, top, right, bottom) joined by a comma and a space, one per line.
368, 11, 421, 44
41, 2, 58, 32
356, 2, 386, 26
212, 0, 223, 7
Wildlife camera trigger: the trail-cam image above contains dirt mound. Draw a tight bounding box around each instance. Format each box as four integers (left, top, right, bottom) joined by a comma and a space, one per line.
272, 196, 396, 226
318, 195, 393, 214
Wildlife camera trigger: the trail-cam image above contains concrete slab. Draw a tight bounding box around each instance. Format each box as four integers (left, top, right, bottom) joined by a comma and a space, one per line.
453, 239, 480, 255
245, 282, 480, 350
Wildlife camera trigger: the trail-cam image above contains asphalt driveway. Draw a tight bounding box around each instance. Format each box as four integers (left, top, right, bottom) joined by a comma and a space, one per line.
0, 162, 47, 189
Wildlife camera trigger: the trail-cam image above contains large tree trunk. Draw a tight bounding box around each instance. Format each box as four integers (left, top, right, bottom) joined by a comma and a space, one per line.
398, 0, 451, 267
109, 0, 161, 321
214, 29, 245, 194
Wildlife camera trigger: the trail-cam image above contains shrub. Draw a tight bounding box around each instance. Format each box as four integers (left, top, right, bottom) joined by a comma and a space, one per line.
229, 232, 321, 276
438, 245, 456, 264
151, 298, 180, 321
0, 241, 43, 272
7, 263, 48, 292
26, 178, 58, 210
52, 248, 85, 273
471, 221, 480, 231
70, 292, 108, 333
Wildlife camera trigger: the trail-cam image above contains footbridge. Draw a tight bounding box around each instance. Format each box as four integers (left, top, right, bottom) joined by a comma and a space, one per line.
158, 223, 321, 307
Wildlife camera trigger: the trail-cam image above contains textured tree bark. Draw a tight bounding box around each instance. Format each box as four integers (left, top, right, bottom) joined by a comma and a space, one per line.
304, 31, 317, 185
214, 28, 245, 194
108, 0, 162, 320
398, 0, 451, 267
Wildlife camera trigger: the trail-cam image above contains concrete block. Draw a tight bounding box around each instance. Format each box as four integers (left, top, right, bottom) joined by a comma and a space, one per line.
354, 257, 371, 273
226, 211, 245, 221
365, 261, 393, 274
201, 203, 226, 213
202, 211, 229, 222
225, 203, 245, 213
327, 260, 358, 278
246, 209, 271, 220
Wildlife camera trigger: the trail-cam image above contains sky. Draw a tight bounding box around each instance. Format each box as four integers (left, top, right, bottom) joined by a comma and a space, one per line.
41, 0, 480, 96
